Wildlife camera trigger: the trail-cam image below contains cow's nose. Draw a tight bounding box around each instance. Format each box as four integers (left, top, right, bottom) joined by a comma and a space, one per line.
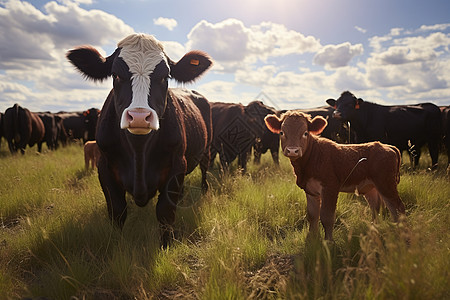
285, 147, 301, 157
127, 109, 152, 128
121, 107, 159, 135
333, 110, 341, 119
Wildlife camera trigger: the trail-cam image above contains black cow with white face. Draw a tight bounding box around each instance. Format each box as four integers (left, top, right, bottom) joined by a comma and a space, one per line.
67, 33, 212, 246
327, 91, 441, 169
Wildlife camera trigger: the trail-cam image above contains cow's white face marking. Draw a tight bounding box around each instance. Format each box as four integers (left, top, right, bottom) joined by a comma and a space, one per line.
117, 34, 169, 132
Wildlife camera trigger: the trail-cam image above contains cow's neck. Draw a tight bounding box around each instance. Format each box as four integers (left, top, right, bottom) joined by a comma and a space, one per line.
290, 136, 317, 190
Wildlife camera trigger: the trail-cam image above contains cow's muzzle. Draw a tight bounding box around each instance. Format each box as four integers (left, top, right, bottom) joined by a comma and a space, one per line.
120, 107, 159, 135
333, 110, 342, 119
284, 147, 302, 159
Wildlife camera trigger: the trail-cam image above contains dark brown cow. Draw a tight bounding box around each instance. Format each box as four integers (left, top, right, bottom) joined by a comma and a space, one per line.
84, 140, 101, 170
0, 112, 3, 150
265, 111, 406, 240
210, 102, 263, 172
245, 101, 280, 165
67, 33, 212, 246
441, 106, 450, 169
57, 107, 100, 143
3, 104, 45, 154
37, 112, 58, 151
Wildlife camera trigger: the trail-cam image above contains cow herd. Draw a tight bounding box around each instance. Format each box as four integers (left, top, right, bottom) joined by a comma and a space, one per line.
1, 33, 449, 245
0, 104, 100, 155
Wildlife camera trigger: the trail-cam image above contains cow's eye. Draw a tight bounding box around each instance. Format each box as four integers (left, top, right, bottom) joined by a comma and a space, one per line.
280, 131, 284, 136
303, 132, 309, 137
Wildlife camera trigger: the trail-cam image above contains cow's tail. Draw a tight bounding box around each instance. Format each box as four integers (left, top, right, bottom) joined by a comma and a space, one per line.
13, 103, 20, 143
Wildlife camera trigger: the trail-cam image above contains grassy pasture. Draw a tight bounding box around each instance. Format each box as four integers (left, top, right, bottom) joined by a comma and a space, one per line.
0, 141, 449, 299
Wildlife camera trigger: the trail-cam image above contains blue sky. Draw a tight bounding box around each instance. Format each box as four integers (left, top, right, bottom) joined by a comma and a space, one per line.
0, 0, 449, 112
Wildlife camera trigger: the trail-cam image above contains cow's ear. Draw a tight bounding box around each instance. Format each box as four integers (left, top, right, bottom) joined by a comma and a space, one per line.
66, 47, 117, 81
170, 51, 213, 83
309, 116, 327, 135
264, 114, 282, 134
326, 99, 336, 108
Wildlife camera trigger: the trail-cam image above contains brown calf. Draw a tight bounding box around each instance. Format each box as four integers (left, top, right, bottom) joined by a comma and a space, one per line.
84, 141, 101, 170
265, 111, 406, 240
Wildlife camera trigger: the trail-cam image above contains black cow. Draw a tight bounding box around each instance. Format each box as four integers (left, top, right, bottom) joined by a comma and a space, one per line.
210, 102, 264, 172
3, 104, 45, 154
245, 101, 280, 165
441, 106, 450, 168
326, 91, 441, 169
55, 114, 68, 147
0, 112, 3, 150
37, 112, 58, 151
67, 33, 212, 246
57, 107, 99, 143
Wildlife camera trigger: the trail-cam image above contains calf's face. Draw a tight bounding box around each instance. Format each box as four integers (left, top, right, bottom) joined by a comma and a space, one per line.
67, 33, 212, 135
265, 112, 327, 161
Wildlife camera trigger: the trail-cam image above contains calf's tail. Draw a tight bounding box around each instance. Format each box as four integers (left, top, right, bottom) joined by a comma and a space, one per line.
391, 145, 401, 184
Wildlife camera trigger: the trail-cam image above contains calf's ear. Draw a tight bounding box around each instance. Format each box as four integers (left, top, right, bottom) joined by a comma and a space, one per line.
170, 51, 213, 83
309, 116, 327, 135
326, 99, 336, 108
264, 114, 282, 134
66, 47, 117, 81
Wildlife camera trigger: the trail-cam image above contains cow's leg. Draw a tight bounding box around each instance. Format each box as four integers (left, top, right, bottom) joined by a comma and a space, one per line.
363, 188, 382, 220
84, 152, 89, 170
320, 189, 339, 241
305, 193, 321, 237
238, 151, 248, 173
270, 148, 279, 165
157, 172, 185, 248
428, 140, 439, 170
200, 152, 209, 193
7, 140, 16, 154
97, 156, 127, 227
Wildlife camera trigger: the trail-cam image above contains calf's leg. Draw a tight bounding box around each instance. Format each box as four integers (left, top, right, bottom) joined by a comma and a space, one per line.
305, 193, 320, 236
376, 183, 405, 222
320, 190, 339, 241
363, 188, 383, 220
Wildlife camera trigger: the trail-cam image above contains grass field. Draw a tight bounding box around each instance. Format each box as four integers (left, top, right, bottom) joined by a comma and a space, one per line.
0, 141, 449, 299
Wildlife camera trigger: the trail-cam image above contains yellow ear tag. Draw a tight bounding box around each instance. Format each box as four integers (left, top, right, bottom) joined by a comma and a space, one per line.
190, 59, 200, 66
355, 103, 360, 109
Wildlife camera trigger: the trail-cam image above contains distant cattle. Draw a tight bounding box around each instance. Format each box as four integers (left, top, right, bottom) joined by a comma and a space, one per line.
55, 115, 68, 147
3, 104, 45, 154
67, 33, 212, 246
327, 91, 441, 169
84, 140, 101, 170
37, 112, 59, 151
245, 101, 280, 165
57, 107, 100, 143
441, 106, 450, 168
0, 112, 3, 149
210, 102, 263, 172
265, 111, 406, 240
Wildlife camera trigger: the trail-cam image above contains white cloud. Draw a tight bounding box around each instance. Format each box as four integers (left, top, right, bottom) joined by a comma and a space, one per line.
313, 42, 364, 68
355, 26, 367, 34
186, 19, 321, 72
419, 23, 450, 32
0, 0, 133, 112
153, 17, 177, 31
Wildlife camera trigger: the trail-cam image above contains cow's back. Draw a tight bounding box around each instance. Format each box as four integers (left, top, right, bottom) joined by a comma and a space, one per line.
170, 88, 211, 174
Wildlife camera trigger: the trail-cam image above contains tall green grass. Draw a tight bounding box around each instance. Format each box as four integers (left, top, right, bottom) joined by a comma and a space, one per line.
0, 142, 449, 299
